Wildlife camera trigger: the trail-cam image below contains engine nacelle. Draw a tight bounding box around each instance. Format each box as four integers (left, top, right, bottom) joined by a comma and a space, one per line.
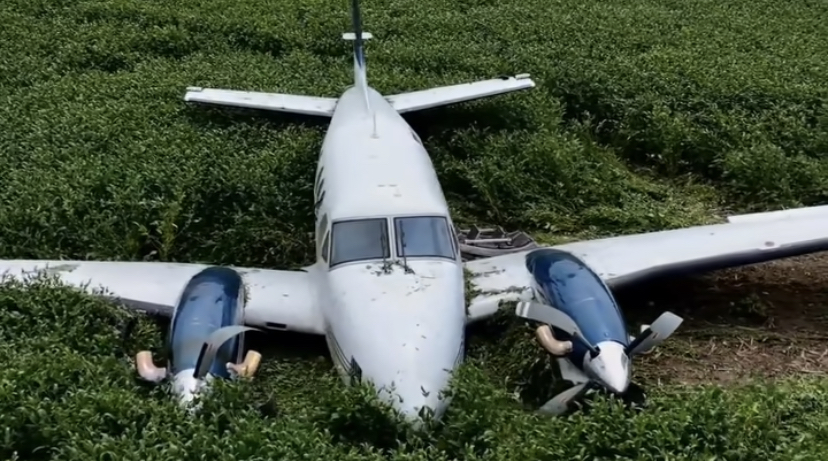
133, 267, 262, 404
525, 248, 631, 361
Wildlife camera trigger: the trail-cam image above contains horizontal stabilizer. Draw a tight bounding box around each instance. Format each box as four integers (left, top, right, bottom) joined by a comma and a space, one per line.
184, 87, 338, 117
385, 74, 536, 114
342, 32, 373, 40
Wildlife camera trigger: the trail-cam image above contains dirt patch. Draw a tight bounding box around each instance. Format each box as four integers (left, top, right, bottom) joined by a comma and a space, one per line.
614, 253, 828, 386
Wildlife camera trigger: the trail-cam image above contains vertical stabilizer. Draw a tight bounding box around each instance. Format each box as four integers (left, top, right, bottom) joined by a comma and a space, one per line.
342, 0, 372, 109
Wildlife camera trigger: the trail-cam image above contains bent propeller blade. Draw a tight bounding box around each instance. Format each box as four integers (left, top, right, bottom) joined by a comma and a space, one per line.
194, 325, 261, 379
627, 311, 683, 356
538, 382, 589, 416
516, 301, 588, 344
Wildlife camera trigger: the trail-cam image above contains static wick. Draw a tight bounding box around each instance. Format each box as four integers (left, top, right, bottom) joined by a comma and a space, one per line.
371, 112, 378, 138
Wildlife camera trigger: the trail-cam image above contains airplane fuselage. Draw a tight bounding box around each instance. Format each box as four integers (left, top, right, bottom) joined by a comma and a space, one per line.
309, 85, 467, 421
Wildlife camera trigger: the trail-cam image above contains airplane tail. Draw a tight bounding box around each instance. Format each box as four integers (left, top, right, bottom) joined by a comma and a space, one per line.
182, 0, 535, 117
343, 0, 371, 95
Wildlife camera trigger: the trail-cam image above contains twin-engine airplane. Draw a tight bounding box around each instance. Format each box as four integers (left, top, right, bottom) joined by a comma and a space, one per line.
4, 0, 828, 422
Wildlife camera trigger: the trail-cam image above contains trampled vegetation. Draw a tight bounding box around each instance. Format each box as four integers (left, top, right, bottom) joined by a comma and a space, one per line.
2, 0, 828, 459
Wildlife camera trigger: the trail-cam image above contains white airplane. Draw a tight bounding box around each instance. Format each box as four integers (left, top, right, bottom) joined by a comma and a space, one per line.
4, 0, 828, 423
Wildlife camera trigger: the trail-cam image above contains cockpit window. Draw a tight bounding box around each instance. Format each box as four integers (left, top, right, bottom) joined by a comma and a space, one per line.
394, 216, 456, 260
330, 218, 390, 266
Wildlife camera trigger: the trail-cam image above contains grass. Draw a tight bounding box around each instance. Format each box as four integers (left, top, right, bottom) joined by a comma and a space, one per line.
2, 0, 828, 458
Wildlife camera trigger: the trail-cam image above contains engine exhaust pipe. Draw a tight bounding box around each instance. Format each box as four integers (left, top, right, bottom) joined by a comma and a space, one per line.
536, 325, 573, 356
227, 350, 262, 378
135, 350, 167, 383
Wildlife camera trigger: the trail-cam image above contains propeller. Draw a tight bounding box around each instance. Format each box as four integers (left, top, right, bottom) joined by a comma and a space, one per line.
518, 301, 684, 416
538, 382, 593, 416
626, 311, 683, 357
194, 325, 261, 379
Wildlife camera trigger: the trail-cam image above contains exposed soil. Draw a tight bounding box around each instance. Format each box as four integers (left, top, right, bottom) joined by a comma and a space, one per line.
614, 253, 828, 386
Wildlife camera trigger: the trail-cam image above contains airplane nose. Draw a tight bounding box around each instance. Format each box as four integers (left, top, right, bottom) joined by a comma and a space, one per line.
393, 391, 450, 427
586, 341, 631, 395
377, 373, 452, 427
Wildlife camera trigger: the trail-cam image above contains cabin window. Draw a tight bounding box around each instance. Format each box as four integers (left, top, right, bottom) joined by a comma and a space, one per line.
315, 178, 325, 202
330, 218, 390, 266
410, 129, 423, 145
349, 356, 363, 382
448, 223, 459, 254
314, 190, 326, 214
394, 216, 456, 261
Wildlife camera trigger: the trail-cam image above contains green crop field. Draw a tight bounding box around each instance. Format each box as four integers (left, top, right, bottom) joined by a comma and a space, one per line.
3, 0, 828, 459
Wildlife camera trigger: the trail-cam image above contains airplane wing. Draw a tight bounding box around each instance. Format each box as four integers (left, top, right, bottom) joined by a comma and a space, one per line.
184, 87, 338, 117
385, 74, 535, 114
0, 260, 325, 335
464, 205, 828, 323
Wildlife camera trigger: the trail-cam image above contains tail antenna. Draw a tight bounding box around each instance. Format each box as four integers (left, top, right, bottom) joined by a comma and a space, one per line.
346, 0, 372, 111
351, 0, 366, 73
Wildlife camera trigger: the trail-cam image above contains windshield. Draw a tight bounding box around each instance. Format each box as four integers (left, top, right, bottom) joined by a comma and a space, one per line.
330, 218, 390, 266
394, 216, 456, 260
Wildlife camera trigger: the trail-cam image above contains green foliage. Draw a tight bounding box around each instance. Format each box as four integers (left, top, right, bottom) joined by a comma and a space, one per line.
2, 0, 828, 458
9, 0, 828, 267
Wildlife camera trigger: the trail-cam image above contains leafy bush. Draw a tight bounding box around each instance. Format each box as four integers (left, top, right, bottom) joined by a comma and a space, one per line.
5, 0, 828, 268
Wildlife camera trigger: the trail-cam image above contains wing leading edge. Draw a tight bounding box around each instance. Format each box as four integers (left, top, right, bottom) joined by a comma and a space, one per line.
0, 260, 325, 335
464, 206, 828, 323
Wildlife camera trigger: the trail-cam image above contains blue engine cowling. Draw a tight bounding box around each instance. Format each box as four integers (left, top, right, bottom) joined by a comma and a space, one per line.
168, 267, 246, 379
525, 248, 630, 362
